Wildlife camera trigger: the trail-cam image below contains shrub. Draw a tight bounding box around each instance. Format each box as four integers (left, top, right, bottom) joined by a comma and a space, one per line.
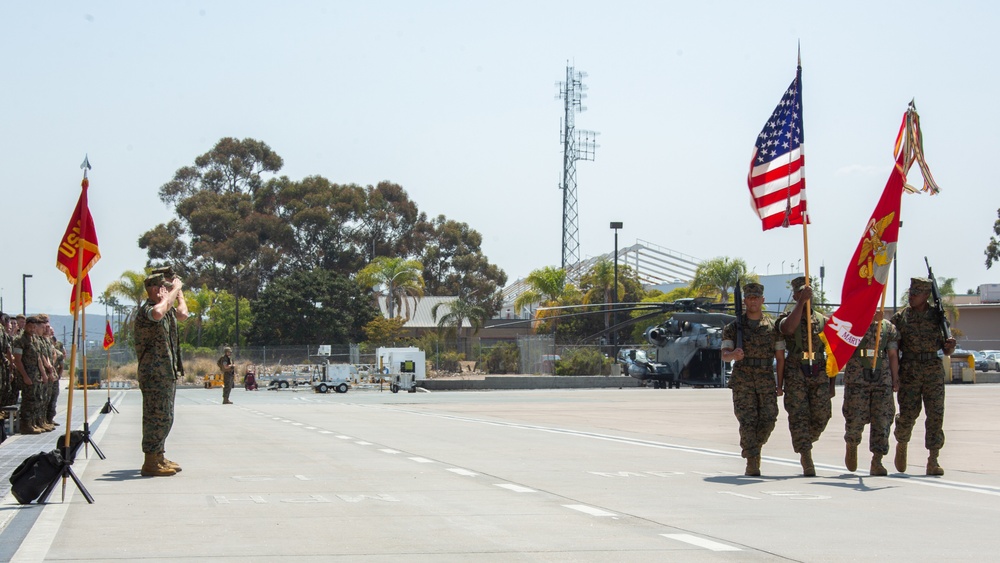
554, 348, 609, 376
484, 343, 520, 374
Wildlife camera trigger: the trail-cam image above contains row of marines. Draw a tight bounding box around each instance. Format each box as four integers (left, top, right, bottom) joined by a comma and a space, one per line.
721, 276, 955, 477
0, 312, 65, 435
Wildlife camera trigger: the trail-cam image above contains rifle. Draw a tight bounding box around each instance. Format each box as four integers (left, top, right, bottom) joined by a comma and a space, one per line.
734, 278, 744, 349
924, 257, 952, 341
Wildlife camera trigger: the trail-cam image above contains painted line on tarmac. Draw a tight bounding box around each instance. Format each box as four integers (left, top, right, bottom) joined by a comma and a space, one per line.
563, 504, 617, 517
366, 405, 1000, 498
661, 533, 741, 552
495, 484, 536, 493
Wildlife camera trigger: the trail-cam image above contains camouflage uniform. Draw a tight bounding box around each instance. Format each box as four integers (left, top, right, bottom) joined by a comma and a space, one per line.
842, 319, 898, 456
0, 328, 15, 408
722, 313, 782, 460
218, 349, 234, 404
891, 306, 946, 451
12, 329, 43, 432
778, 307, 830, 454
47, 339, 65, 424
134, 298, 180, 455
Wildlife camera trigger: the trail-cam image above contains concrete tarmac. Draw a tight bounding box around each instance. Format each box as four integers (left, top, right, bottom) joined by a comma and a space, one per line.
2, 383, 999, 561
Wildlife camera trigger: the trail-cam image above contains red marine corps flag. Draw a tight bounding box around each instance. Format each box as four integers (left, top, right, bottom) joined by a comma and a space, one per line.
56, 158, 101, 284
819, 150, 903, 376
103, 319, 115, 350
747, 58, 807, 230
819, 101, 942, 376
70, 274, 94, 313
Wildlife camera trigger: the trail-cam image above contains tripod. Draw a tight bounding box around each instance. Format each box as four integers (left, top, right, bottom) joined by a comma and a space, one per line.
79, 421, 106, 460
39, 444, 95, 504
100, 396, 118, 414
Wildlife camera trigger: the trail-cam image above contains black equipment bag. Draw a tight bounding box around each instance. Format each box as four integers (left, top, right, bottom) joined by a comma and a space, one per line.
9, 450, 64, 504
54, 430, 87, 462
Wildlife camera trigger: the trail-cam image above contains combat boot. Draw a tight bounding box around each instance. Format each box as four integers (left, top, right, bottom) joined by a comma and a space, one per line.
845, 443, 858, 472
19, 421, 42, 435
870, 454, 888, 476
927, 449, 945, 476
800, 451, 816, 477
141, 453, 177, 477
894, 442, 908, 473
744, 455, 760, 477
159, 453, 182, 472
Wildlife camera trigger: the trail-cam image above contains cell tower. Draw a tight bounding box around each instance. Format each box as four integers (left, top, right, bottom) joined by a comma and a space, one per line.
557, 63, 597, 269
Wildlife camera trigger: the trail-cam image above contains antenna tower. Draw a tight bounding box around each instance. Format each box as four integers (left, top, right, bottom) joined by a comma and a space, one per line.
557, 63, 597, 269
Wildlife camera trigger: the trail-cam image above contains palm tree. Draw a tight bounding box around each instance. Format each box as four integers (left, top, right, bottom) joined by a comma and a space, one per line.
104, 269, 148, 344
512, 266, 579, 333
357, 256, 425, 319
431, 297, 488, 355
581, 259, 624, 333
691, 257, 755, 304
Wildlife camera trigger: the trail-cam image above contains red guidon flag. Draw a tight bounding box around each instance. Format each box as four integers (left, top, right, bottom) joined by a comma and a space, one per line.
56, 175, 101, 285
70, 274, 94, 313
748, 61, 807, 230
819, 146, 905, 376
103, 319, 115, 350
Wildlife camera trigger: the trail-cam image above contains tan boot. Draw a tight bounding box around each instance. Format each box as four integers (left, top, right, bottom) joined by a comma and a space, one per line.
870, 454, 888, 476
141, 453, 177, 477
927, 449, 944, 476
159, 453, 182, 472
800, 451, 816, 477
894, 442, 908, 473
845, 443, 858, 472
744, 455, 760, 477
19, 421, 42, 435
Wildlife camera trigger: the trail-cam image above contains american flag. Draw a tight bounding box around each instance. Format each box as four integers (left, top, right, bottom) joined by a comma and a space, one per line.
748, 64, 807, 230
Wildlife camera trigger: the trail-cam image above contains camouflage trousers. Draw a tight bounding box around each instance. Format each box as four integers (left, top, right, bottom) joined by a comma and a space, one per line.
782, 367, 831, 453
842, 379, 895, 455
894, 368, 945, 451
139, 374, 177, 454
46, 380, 60, 422
223, 373, 234, 402
17, 379, 44, 425
730, 372, 778, 459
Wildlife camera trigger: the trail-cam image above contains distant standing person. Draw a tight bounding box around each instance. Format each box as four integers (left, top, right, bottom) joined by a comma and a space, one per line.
134, 272, 188, 477
217, 347, 235, 405
777, 277, 832, 477
842, 311, 899, 476
891, 277, 955, 475
721, 282, 785, 476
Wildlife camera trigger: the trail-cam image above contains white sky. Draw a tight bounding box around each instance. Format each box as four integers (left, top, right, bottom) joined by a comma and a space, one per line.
1, 1, 997, 315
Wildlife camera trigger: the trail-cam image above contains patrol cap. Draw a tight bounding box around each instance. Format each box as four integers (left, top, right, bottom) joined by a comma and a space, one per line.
791, 276, 807, 292
910, 277, 933, 293
224, 347, 232, 353
25, 315, 43, 325
144, 273, 164, 288
15, 314, 25, 320
35, 314, 49, 323
743, 282, 764, 297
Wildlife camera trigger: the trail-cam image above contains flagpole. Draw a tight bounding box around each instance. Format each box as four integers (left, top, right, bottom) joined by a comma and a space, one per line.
61, 174, 89, 499
870, 286, 890, 371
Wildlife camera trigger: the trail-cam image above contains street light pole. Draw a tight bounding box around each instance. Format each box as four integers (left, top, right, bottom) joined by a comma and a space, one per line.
22, 274, 32, 315
610, 222, 623, 360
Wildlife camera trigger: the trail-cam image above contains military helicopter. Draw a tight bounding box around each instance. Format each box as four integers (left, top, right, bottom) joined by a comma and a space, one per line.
537, 297, 736, 389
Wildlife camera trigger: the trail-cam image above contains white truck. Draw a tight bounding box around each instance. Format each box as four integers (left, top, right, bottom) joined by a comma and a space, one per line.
311, 362, 357, 394
376, 347, 426, 393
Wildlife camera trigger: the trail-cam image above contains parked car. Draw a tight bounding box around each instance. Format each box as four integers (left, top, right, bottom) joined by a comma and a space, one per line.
972, 351, 999, 372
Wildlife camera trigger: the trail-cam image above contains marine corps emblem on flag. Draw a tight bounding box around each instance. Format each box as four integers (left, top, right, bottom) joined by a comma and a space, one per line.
857, 212, 896, 286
